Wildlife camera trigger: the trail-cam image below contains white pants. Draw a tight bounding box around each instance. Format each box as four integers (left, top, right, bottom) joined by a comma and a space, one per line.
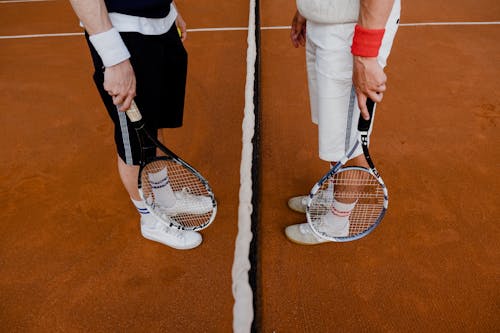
306, 0, 400, 162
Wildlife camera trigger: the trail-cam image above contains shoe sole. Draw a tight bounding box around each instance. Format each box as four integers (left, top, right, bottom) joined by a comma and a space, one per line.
141, 230, 202, 250
284, 230, 330, 245
285, 236, 329, 245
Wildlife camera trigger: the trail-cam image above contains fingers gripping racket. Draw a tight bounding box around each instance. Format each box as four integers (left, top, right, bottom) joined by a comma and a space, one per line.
126, 101, 217, 231
306, 99, 388, 242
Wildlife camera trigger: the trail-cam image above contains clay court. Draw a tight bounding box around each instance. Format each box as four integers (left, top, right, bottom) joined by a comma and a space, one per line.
0, 0, 498, 332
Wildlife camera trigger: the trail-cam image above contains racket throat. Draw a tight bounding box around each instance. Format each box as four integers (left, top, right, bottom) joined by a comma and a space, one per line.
360, 135, 380, 177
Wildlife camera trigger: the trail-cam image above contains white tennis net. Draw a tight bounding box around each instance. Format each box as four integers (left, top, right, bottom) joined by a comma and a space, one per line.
231, 0, 257, 332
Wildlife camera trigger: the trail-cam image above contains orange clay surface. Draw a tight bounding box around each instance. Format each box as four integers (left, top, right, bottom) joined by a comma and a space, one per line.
1, 0, 499, 332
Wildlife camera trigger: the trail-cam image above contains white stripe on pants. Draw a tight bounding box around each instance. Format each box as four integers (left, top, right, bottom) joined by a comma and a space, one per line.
305, 0, 400, 162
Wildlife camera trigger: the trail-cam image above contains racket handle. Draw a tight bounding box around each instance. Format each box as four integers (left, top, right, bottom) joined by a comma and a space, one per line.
126, 100, 143, 122
358, 98, 375, 131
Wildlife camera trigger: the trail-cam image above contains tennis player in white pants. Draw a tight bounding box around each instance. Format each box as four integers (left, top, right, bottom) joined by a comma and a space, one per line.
285, 0, 401, 244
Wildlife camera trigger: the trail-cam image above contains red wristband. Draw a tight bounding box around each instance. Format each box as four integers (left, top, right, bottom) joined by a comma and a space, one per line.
351, 24, 385, 57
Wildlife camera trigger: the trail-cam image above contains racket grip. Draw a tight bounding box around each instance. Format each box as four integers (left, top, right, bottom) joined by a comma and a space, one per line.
126, 100, 142, 122
358, 98, 375, 131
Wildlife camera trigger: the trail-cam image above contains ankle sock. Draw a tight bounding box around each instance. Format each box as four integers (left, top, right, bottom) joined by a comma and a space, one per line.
131, 197, 156, 226
148, 167, 176, 208
332, 199, 356, 217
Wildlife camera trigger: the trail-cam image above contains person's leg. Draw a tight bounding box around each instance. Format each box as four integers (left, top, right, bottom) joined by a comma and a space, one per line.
288, 20, 355, 215
86, 30, 201, 249
287, 1, 400, 208
287, 24, 321, 214
305, 28, 319, 125
117, 156, 141, 200
313, 5, 400, 237
286, 21, 351, 243
126, 29, 202, 249
286, 2, 400, 244
117, 149, 202, 249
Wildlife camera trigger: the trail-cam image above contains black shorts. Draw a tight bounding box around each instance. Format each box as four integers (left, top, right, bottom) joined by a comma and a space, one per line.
86, 24, 187, 165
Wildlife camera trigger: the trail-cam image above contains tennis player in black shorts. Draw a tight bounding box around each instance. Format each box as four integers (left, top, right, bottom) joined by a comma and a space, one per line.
70, 0, 203, 250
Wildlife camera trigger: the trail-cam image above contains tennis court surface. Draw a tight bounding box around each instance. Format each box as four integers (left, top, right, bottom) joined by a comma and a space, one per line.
1, 0, 498, 332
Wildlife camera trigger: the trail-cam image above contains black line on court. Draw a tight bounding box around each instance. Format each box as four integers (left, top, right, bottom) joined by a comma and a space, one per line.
249, 0, 261, 331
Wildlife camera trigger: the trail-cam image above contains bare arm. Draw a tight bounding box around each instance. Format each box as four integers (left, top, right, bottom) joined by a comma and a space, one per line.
68, 0, 112, 34
353, 0, 394, 119
358, 0, 394, 29
69, 0, 136, 111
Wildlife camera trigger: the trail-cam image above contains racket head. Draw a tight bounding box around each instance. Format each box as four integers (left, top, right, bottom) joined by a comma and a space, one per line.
306, 166, 388, 242
138, 156, 217, 231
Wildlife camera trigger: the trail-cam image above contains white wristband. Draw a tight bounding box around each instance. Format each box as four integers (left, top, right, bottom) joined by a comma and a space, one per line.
89, 27, 131, 67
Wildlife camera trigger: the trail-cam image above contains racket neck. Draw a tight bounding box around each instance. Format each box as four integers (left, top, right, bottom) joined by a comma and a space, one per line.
143, 129, 179, 159
360, 134, 380, 177
131, 119, 146, 130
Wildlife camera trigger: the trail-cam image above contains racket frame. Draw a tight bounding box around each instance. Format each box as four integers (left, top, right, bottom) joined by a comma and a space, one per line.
126, 101, 217, 231
305, 100, 388, 242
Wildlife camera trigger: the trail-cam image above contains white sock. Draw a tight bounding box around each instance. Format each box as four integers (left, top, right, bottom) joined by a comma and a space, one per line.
131, 198, 156, 227
148, 167, 176, 208
331, 199, 356, 217
326, 180, 334, 195
319, 199, 355, 236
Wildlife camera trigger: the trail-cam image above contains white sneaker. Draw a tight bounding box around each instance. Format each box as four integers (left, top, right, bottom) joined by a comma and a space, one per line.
287, 196, 308, 213
149, 188, 213, 216
284, 222, 330, 245
288, 185, 334, 214
140, 217, 202, 250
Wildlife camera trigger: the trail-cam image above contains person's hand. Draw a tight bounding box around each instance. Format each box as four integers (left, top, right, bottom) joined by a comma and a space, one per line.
176, 12, 187, 42
352, 56, 387, 120
290, 10, 306, 48
103, 59, 136, 112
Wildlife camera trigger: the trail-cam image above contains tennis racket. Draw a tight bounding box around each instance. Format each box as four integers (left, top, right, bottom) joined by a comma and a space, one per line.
126, 101, 217, 231
306, 99, 388, 242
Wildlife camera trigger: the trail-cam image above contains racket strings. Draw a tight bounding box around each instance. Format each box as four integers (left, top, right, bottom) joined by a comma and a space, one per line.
309, 168, 385, 238
140, 159, 215, 229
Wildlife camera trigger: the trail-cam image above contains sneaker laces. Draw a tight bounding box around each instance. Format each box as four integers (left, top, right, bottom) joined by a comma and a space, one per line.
306, 217, 344, 241
175, 188, 212, 212
158, 223, 186, 240
299, 223, 313, 234
298, 222, 324, 241
176, 187, 205, 202
153, 188, 200, 211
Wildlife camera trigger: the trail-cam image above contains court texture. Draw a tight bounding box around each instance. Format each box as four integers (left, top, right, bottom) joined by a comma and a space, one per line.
0, 0, 498, 332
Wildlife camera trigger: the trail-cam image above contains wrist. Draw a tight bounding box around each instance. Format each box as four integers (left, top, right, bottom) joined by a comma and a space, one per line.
89, 27, 130, 67
351, 24, 385, 57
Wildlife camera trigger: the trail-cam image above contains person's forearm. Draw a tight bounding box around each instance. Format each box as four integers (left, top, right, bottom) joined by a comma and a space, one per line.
69, 0, 112, 35
69, 0, 131, 68
358, 0, 394, 29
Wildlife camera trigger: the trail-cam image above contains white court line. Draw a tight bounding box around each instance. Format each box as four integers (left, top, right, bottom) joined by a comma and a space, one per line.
1, 22, 499, 40
261, 26, 290, 30
399, 21, 500, 26
0, 0, 53, 3
262, 21, 500, 29
0, 28, 249, 40
189, 27, 248, 32
0, 32, 84, 39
